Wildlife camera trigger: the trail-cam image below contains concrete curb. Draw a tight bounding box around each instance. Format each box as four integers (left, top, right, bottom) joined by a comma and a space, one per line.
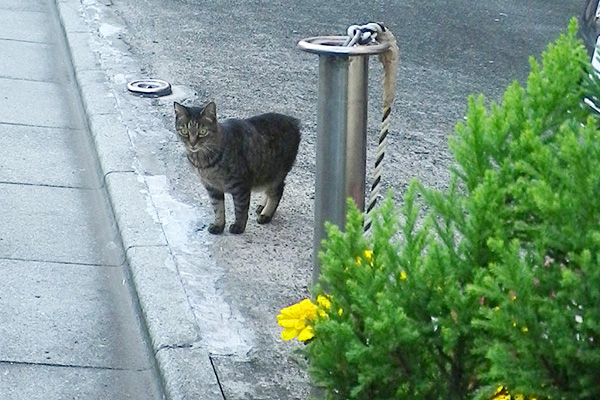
53, 0, 223, 398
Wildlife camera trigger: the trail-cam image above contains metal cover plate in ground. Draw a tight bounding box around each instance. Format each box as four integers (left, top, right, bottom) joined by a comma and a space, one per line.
127, 79, 172, 97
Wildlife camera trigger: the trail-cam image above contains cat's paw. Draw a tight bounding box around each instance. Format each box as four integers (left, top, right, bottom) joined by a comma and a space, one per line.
257, 214, 272, 224
229, 223, 246, 234
256, 205, 265, 215
208, 223, 225, 234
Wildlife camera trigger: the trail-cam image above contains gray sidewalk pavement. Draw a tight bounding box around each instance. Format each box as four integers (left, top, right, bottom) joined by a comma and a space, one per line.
0, 0, 165, 398
1, 0, 230, 399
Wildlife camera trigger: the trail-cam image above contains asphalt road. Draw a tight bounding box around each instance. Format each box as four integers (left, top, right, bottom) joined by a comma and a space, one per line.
82, 0, 583, 398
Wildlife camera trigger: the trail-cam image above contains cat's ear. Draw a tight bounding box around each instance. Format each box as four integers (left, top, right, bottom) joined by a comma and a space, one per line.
201, 101, 217, 123
174, 102, 190, 121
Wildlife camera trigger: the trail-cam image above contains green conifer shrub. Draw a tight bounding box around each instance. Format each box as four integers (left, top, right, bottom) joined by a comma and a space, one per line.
300, 19, 600, 400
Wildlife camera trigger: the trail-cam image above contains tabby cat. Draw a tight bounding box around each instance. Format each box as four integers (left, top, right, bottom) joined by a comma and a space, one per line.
174, 101, 301, 234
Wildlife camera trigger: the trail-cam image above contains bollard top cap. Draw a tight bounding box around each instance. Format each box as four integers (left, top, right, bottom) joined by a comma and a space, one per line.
298, 36, 390, 56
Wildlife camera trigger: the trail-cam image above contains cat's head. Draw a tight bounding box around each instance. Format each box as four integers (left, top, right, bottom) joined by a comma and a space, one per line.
173, 101, 219, 150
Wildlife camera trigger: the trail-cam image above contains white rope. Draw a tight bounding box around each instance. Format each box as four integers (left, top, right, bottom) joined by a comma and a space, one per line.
345, 22, 384, 46
344, 23, 399, 232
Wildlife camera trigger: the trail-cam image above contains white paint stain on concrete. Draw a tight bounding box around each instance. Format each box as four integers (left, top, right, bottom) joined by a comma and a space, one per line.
144, 175, 255, 359
99, 22, 122, 38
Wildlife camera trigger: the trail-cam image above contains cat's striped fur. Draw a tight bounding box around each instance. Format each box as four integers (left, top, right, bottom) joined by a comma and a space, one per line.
174, 101, 301, 234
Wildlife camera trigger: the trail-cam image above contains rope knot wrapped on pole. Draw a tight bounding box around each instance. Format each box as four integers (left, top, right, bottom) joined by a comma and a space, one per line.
344, 22, 400, 232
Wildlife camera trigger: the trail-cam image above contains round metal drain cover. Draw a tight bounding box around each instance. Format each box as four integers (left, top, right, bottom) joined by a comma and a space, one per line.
127, 78, 172, 97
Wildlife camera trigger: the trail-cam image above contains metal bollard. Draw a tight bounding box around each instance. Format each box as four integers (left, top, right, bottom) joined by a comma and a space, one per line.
298, 36, 390, 283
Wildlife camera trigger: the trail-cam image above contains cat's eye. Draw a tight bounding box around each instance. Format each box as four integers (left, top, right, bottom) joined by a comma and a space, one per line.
199, 127, 209, 137
177, 127, 189, 137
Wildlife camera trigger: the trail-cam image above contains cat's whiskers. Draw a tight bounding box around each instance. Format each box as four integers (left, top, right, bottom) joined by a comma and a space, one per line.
187, 143, 218, 155
185, 144, 203, 153
187, 145, 223, 170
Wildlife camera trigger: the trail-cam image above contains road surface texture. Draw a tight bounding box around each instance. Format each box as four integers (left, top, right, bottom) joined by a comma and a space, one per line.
53, 0, 583, 398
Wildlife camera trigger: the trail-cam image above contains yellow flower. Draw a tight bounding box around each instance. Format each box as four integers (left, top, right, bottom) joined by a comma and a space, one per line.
316, 294, 344, 318
399, 270, 407, 281
489, 385, 539, 400
316, 295, 331, 310
296, 325, 314, 342
316, 295, 331, 318
356, 249, 374, 266
490, 386, 510, 400
278, 294, 342, 341
277, 299, 317, 342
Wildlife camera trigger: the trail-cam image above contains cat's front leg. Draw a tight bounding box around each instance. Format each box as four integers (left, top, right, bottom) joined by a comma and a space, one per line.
205, 186, 225, 234
230, 185, 251, 234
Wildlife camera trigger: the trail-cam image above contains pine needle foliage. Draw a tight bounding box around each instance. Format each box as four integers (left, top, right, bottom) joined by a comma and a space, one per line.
305, 19, 600, 400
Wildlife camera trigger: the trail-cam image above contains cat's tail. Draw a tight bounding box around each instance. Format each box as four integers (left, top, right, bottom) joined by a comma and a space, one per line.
285, 116, 302, 147
290, 116, 301, 136
286, 116, 302, 163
